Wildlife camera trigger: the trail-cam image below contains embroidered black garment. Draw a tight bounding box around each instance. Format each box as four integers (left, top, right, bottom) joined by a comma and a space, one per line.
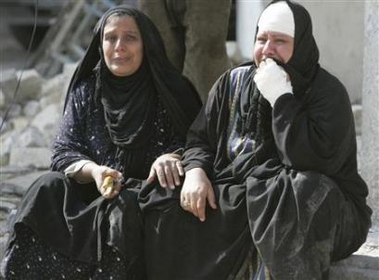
2, 5, 201, 280
139, 1, 372, 279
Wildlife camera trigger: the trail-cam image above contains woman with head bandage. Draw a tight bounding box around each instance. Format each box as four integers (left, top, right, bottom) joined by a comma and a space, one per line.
138, 1, 372, 279
254, 1, 295, 107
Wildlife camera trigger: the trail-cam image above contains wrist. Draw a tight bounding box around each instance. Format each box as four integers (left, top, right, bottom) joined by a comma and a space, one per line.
186, 167, 207, 180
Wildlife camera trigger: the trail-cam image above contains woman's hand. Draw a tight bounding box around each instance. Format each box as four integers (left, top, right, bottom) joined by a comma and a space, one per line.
254, 58, 293, 107
85, 163, 123, 199
147, 153, 184, 189
180, 168, 217, 222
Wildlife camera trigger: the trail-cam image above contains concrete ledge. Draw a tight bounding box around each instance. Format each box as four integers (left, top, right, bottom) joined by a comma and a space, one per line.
330, 229, 379, 280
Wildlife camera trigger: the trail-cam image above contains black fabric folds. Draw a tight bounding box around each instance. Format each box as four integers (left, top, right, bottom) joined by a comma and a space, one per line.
3, 5, 202, 275
98, 59, 157, 148
139, 1, 372, 279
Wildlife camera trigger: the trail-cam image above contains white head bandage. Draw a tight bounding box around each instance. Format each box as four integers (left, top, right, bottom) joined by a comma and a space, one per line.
258, 1, 295, 37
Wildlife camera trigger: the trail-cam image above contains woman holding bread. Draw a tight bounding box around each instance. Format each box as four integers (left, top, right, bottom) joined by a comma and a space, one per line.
1, 5, 201, 279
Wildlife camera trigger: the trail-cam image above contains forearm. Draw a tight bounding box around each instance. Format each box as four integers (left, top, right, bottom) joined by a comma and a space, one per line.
68, 161, 99, 184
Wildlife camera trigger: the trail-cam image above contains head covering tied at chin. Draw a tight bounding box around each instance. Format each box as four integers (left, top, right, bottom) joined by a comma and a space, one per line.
256, 0, 320, 96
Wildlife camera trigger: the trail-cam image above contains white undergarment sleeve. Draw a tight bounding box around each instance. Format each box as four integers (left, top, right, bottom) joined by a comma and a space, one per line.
64, 159, 94, 184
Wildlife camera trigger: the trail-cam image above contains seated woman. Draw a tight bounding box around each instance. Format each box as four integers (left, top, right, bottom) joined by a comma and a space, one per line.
1, 5, 201, 280
139, 1, 372, 279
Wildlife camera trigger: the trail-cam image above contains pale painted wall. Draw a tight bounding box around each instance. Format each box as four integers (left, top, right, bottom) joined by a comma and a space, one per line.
301, 1, 364, 104
361, 0, 379, 227
235, 0, 364, 103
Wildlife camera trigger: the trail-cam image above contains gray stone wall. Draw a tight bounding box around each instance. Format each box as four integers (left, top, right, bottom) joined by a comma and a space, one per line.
361, 0, 379, 227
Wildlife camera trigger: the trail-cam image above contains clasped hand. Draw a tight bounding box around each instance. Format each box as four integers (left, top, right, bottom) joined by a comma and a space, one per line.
254, 58, 293, 107
91, 165, 123, 199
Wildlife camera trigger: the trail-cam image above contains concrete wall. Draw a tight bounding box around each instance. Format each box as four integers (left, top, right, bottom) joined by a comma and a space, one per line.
361, 0, 379, 228
235, 0, 364, 103
301, 1, 364, 104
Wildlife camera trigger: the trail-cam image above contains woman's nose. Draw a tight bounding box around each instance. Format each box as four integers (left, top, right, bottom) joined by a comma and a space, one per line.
115, 39, 125, 51
262, 40, 274, 56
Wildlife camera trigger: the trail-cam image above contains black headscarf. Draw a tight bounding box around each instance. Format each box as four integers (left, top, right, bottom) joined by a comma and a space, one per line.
65, 5, 202, 149
242, 0, 320, 156
257, 0, 320, 95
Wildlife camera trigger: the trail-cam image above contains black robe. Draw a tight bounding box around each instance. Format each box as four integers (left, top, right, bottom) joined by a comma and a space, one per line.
3, 5, 202, 279
139, 64, 372, 280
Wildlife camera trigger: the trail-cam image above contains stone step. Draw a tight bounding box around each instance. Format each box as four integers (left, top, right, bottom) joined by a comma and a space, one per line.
330, 229, 379, 279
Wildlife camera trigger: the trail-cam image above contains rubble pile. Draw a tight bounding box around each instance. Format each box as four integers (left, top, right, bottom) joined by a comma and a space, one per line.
0, 67, 73, 167
0, 64, 76, 259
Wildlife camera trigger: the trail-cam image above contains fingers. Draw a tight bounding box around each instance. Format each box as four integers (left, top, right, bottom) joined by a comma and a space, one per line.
196, 198, 207, 222
150, 155, 184, 189
102, 183, 116, 199
180, 192, 216, 222
146, 164, 168, 187
95, 166, 123, 199
157, 165, 169, 188
258, 58, 286, 77
146, 167, 156, 183
259, 57, 274, 67
180, 199, 191, 209
175, 160, 184, 177
180, 195, 207, 222
207, 186, 217, 210
171, 160, 184, 186
179, 168, 216, 221
100, 175, 122, 199
258, 58, 277, 73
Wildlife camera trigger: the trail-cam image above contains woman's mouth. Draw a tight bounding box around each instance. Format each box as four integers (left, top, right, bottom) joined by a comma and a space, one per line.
113, 57, 129, 63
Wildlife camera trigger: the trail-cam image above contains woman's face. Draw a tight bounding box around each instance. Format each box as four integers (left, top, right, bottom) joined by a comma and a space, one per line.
102, 15, 143, 76
254, 30, 294, 66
